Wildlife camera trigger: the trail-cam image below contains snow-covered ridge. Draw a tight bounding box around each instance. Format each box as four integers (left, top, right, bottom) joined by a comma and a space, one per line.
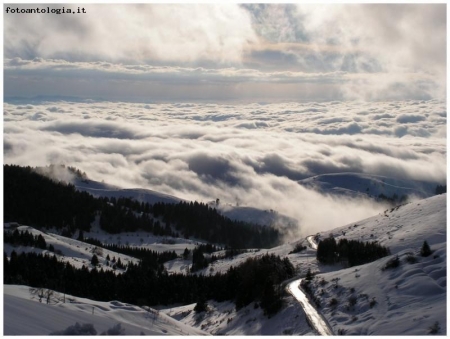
4, 285, 208, 335
298, 172, 439, 200
304, 193, 447, 335
3, 222, 202, 274
74, 177, 298, 228
317, 193, 446, 254
74, 178, 183, 205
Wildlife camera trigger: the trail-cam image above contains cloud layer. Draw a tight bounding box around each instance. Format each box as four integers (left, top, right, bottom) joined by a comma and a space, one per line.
4, 99, 446, 235
3, 4, 446, 236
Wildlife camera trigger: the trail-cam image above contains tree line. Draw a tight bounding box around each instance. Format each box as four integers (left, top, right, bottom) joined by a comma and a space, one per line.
151, 201, 281, 248
316, 235, 390, 267
4, 165, 282, 249
82, 237, 178, 267
4, 229, 47, 250
4, 165, 97, 232
4, 251, 294, 316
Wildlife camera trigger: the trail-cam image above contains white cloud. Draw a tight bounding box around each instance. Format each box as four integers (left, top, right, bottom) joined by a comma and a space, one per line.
4, 4, 257, 65
3, 100, 446, 235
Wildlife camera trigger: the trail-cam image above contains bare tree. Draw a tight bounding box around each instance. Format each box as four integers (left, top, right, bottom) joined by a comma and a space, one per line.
29, 287, 59, 304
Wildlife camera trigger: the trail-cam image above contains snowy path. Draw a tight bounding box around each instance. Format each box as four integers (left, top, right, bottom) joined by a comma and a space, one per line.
287, 235, 333, 335
287, 280, 333, 336
306, 235, 318, 250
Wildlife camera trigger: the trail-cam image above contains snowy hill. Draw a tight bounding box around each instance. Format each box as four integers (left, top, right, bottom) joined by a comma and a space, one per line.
298, 172, 438, 200
75, 177, 297, 228
74, 178, 183, 205
302, 193, 447, 335
4, 285, 208, 335
214, 204, 298, 229
159, 298, 314, 335
165, 194, 446, 335
3, 223, 201, 273
316, 193, 446, 254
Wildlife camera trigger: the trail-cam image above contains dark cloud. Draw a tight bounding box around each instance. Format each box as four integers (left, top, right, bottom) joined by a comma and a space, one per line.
394, 126, 409, 137
4, 140, 13, 154
309, 122, 363, 135
372, 113, 395, 120
396, 114, 427, 124
301, 158, 362, 176
30, 112, 49, 121
187, 153, 241, 185
235, 121, 270, 129
40, 120, 149, 139
47, 106, 67, 113
244, 153, 308, 181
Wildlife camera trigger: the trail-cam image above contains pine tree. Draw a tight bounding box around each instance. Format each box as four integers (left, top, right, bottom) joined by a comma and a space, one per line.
305, 268, 313, 281
183, 248, 190, 260
194, 296, 207, 313
421, 240, 432, 257
36, 234, 47, 249
77, 230, 84, 241
91, 254, 99, 266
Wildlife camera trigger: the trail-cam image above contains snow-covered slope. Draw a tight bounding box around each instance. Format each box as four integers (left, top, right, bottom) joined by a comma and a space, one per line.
75, 177, 297, 227
160, 297, 314, 335
4, 285, 208, 335
4, 176, 445, 336
75, 178, 183, 205
3, 223, 204, 275
3, 225, 139, 272
214, 204, 298, 228
304, 193, 447, 335
317, 193, 446, 254
166, 194, 446, 335
164, 241, 316, 277
298, 172, 438, 200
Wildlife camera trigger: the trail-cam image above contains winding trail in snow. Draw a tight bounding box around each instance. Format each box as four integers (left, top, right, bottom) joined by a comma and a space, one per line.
306, 235, 318, 250
287, 280, 333, 336
286, 235, 333, 336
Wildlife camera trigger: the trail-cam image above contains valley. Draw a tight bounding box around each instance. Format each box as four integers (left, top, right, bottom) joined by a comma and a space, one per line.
3, 165, 446, 335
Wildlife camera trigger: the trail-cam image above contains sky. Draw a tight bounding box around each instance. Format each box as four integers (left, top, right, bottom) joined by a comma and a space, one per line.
2, 3, 448, 235
4, 3, 447, 102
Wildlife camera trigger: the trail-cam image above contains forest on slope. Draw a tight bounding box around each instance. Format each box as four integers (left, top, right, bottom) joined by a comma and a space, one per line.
4, 165, 281, 248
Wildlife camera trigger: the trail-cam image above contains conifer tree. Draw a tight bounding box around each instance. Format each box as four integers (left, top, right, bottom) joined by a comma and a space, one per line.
305, 268, 313, 281
421, 240, 432, 257
91, 254, 99, 266
194, 296, 207, 313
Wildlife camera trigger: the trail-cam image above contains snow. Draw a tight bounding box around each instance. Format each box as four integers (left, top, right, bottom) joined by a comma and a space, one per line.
317, 193, 446, 254
75, 177, 298, 227
4, 285, 208, 335
75, 178, 183, 205
298, 172, 438, 200
214, 203, 298, 229
82, 221, 201, 255
4, 226, 140, 272
3, 179, 446, 335
160, 298, 315, 335
303, 247, 446, 335
170, 193, 446, 336
300, 193, 447, 335
287, 279, 333, 335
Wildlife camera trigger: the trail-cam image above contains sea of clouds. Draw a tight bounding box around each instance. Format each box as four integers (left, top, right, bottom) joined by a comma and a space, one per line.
4, 99, 446, 235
